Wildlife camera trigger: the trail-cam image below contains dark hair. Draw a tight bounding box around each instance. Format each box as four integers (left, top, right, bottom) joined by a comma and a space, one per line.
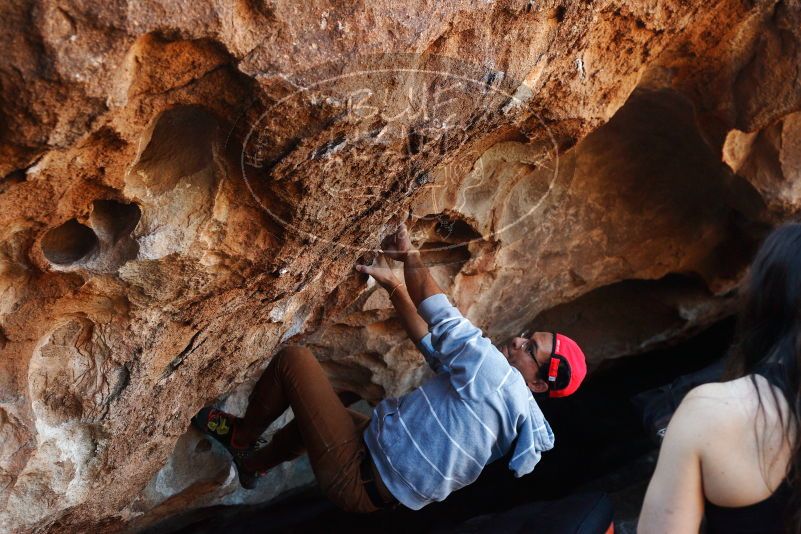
726, 222, 801, 532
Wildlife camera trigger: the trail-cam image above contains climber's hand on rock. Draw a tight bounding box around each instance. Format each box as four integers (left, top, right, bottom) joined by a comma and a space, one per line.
380, 222, 413, 262
355, 254, 401, 290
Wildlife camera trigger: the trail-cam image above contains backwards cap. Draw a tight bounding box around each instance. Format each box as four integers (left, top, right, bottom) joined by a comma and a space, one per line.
547, 333, 587, 398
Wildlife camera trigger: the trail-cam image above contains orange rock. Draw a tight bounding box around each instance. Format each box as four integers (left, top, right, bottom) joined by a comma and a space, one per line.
1, 0, 800, 531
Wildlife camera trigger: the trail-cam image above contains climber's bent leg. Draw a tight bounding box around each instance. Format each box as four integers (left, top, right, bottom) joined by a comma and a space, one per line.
239, 345, 378, 513
235, 347, 297, 445
245, 409, 369, 472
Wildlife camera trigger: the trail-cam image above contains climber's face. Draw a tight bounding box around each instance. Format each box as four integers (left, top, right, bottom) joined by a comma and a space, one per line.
499, 331, 552, 394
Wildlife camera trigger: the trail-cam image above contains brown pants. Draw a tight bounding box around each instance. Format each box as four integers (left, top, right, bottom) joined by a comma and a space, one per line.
239, 345, 392, 513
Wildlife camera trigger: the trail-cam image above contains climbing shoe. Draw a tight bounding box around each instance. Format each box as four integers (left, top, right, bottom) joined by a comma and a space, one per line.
191, 406, 267, 489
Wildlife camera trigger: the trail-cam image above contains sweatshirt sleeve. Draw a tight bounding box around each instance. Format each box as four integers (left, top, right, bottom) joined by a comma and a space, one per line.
507, 398, 555, 477
417, 293, 510, 399
416, 333, 444, 374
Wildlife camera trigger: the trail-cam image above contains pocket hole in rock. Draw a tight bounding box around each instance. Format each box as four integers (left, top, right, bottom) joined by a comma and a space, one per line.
41, 219, 99, 265
130, 105, 220, 194
414, 213, 483, 266
90, 199, 142, 242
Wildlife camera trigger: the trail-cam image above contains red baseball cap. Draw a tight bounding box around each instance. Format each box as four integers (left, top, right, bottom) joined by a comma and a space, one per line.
547, 333, 587, 398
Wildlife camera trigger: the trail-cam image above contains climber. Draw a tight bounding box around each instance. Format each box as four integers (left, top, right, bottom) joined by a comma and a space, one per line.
192, 222, 587, 513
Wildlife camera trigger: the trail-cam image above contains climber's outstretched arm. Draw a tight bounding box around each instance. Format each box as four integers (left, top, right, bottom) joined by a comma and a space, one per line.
358, 221, 442, 339
372, 221, 443, 307
403, 250, 443, 308
355, 254, 428, 344
390, 284, 430, 344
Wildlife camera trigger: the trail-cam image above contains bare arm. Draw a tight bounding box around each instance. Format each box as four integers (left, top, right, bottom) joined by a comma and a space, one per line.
374, 222, 442, 307
355, 254, 428, 343
404, 250, 443, 308
638, 391, 706, 533
390, 284, 429, 343
364, 223, 509, 395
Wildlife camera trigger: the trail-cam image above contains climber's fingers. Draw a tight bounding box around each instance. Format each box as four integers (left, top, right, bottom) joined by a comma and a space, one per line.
354, 263, 372, 275
355, 259, 399, 288
396, 223, 411, 248
380, 223, 412, 261
379, 233, 398, 255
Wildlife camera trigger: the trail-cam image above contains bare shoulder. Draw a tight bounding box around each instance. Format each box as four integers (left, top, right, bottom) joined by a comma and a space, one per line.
681, 380, 741, 408
671, 379, 753, 433
674, 375, 788, 439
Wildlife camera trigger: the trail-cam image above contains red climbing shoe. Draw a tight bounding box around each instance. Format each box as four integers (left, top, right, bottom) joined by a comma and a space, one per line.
191, 407, 267, 489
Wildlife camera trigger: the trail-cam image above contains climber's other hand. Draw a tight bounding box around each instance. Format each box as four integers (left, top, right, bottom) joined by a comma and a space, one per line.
380, 223, 413, 262
355, 254, 401, 289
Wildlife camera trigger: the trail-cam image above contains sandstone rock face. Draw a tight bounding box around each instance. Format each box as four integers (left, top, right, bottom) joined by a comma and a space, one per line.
1, 1, 800, 532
